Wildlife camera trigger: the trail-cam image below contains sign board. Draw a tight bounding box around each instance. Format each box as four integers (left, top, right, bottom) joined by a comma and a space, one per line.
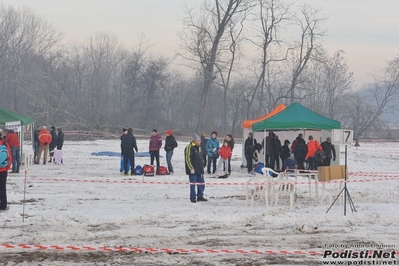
5, 121, 21, 132
331, 129, 354, 145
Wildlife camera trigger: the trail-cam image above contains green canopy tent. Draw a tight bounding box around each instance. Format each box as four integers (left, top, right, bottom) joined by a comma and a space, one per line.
252, 102, 341, 166
0, 108, 35, 159
252, 102, 341, 131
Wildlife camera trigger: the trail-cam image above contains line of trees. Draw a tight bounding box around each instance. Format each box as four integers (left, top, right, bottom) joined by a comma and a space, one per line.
0, 1, 398, 138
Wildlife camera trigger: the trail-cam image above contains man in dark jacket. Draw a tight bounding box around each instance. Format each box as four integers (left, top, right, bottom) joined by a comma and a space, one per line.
121, 128, 138, 175
244, 132, 257, 173
280, 139, 291, 171
33, 125, 41, 162
56, 128, 64, 150
293, 136, 307, 169
164, 130, 178, 174
321, 137, 336, 166
200, 133, 208, 168
48, 126, 58, 163
185, 133, 206, 203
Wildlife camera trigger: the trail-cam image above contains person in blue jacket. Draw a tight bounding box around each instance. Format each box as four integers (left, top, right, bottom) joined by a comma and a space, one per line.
205, 131, 219, 174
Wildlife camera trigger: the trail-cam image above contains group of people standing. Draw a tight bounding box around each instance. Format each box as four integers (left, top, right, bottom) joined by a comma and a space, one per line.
185, 131, 235, 203
34, 126, 64, 165
200, 131, 235, 176
291, 133, 336, 170
243, 131, 337, 173
120, 128, 178, 176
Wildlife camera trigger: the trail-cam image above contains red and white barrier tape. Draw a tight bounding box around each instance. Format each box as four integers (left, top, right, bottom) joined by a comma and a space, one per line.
28, 175, 399, 186
1, 244, 398, 255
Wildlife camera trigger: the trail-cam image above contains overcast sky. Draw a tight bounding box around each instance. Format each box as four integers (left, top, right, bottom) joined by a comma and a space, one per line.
2, 0, 399, 88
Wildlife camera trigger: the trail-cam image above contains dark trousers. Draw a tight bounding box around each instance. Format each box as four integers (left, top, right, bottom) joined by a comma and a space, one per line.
245, 155, 253, 173
150, 150, 160, 168
265, 154, 271, 167
295, 156, 305, 169
34, 142, 39, 161
308, 157, 318, 170
207, 157, 217, 174
202, 154, 207, 168
123, 149, 135, 174
323, 157, 332, 166
0, 171, 7, 210
270, 154, 280, 170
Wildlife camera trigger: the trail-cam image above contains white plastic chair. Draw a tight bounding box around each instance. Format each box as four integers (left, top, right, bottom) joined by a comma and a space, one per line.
246, 175, 273, 207
320, 179, 344, 205
274, 171, 296, 210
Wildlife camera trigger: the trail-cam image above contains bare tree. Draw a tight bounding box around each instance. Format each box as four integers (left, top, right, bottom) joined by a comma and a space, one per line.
302, 49, 354, 118
351, 54, 399, 137
287, 4, 326, 104
0, 5, 61, 112
246, 0, 290, 115
179, 0, 253, 132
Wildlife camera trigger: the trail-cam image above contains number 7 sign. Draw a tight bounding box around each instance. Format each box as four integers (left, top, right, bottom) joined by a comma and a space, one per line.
331, 129, 354, 145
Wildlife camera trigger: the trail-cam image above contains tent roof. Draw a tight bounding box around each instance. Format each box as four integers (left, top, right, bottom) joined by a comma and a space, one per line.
0, 108, 34, 126
242, 103, 286, 128
252, 102, 341, 131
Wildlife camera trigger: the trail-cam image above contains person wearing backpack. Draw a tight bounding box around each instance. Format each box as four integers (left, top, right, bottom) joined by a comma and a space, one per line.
35, 126, 52, 165
0, 139, 12, 211
305, 135, 323, 170
164, 130, 177, 175
321, 137, 336, 166
4, 129, 20, 173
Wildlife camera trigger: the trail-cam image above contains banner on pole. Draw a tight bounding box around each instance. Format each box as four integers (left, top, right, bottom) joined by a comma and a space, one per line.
6, 121, 21, 132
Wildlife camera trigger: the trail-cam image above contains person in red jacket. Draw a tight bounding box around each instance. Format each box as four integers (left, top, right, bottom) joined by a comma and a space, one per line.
215, 141, 232, 175
35, 126, 52, 165
0, 140, 12, 211
305, 135, 323, 170
4, 129, 20, 173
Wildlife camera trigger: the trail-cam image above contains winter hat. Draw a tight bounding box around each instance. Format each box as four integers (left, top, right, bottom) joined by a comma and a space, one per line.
192, 133, 201, 141
326, 137, 332, 143
166, 130, 172, 135
42, 126, 47, 129
122, 128, 127, 132
284, 139, 290, 144
51, 126, 56, 130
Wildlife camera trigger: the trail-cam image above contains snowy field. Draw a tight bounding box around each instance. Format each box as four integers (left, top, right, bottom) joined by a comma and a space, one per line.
1, 138, 398, 265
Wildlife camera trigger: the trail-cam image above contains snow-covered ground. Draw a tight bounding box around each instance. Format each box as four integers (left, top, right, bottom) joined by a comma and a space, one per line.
1, 139, 398, 265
